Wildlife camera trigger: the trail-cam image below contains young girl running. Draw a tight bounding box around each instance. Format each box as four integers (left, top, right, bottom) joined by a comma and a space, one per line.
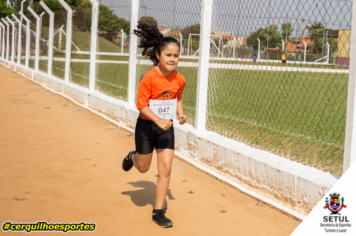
122, 21, 187, 228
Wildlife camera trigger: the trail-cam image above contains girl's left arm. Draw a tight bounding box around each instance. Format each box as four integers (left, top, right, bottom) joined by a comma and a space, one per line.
177, 99, 188, 125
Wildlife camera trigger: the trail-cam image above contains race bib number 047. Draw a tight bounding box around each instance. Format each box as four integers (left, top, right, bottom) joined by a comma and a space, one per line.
150, 99, 177, 120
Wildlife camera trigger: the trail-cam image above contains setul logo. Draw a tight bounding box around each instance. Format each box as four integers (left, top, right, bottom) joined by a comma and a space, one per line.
324, 193, 347, 215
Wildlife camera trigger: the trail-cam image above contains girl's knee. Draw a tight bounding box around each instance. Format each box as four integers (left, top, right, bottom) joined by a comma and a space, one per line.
159, 164, 172, 177
137, 164, 150, 173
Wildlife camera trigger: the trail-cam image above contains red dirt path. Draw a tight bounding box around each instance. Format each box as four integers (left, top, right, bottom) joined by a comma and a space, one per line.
0, 64, 300, 235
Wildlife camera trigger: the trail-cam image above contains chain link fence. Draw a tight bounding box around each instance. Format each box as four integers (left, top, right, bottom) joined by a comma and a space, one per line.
69, 2, 91, 88
206, 0, 351, 176
95, 0, 131, 101
39, 13, 49, 74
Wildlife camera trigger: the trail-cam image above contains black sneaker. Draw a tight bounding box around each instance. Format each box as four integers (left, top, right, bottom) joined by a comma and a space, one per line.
122, 151, 135, 171
152, 207, 173, 228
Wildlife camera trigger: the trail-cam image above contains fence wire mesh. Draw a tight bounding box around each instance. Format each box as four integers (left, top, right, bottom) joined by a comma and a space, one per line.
95, 0, 131, 101
6, 21, 13, 61
20, 23, 26, 65
51, 9, 67, 80
39, 13, 49, 74
135, 0, 201, 125
28, 17, 35, 69
13, 21, 18, 63
207, 0, 351, 176
69, 2, 91, 88
0, 25, 3, 57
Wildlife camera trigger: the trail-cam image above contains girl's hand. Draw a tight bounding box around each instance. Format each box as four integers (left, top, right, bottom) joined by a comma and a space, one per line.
179, 115, 188, 125
155, 118, 173, 131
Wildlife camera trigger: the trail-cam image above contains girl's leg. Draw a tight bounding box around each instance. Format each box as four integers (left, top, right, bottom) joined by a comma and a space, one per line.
131, 149, 153, 173
154, 148, 174, 209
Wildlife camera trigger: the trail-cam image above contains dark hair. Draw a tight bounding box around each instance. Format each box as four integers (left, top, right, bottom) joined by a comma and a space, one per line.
133, 21, 180, 65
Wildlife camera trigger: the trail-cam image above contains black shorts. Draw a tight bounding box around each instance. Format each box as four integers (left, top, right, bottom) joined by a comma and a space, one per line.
282, 60, 286, 63
135, 117, 175, 155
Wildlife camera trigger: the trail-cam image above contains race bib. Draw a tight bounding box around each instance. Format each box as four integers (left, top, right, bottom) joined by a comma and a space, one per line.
150, 99, 177, 119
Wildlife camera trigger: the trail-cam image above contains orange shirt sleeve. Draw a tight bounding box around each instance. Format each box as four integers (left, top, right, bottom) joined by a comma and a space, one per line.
177, 77, 186, 100
136, 75, 152, 109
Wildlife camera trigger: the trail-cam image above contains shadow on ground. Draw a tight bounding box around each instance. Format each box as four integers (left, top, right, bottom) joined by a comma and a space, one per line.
121, 181, 175, 209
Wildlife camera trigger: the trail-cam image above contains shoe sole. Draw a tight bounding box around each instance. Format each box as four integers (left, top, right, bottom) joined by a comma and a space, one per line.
152, 219, 173, 228
122, 153, 133, 171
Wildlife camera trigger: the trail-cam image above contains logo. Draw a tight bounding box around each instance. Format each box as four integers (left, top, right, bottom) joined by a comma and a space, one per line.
162, 90, 170, 99
324, 193, 347, 215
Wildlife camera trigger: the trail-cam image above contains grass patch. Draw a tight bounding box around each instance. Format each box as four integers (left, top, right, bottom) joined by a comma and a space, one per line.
13, 197, 27, 201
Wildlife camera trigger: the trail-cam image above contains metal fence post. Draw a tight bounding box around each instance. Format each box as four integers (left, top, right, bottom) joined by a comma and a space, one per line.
19, 12, 30, 68
12, 14, 22, 65
58, 0, 72, 83
127, 0, 139, 105
28, 7, 41, 72
194, 0, 213, 130
5, 17, 15, 63
344, 1, 356, 173
1, 19, 10, 61
0, 22, 4, 59
89, 0, 98, 91
0, 23, 2, 58
40, 1, 54, 77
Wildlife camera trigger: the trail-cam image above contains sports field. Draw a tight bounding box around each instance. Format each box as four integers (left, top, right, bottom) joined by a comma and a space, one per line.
0, 64, 301, 235
31, 54, 347, 174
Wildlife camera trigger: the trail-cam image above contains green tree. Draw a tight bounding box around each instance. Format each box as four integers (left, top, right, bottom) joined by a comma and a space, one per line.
139, 16, 157, 26
307, 22, 332, 54
181, 24, 200, 40
247, 25, 282, 49
281, 22, 294, 40
0, 0, 17, 18
99, 5, 130, 33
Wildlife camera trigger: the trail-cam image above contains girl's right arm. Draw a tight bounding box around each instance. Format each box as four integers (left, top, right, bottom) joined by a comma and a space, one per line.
139, 106, 173, 131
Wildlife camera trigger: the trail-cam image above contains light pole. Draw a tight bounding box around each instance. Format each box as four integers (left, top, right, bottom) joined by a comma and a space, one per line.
295, 0, 300, 64
172, 0, 176, 39
257, 38, 260, 60
236, 0, 240, 60
140, 6, 148, 17
322, 0, 326, 63
303, 40, 306, 62
281, 39, 284, 52
266, 0, 271, 66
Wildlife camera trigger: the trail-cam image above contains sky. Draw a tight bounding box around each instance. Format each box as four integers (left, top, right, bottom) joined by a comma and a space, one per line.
101, 0, 353, 38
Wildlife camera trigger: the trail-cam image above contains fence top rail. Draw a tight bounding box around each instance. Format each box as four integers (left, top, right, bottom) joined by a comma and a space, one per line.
1, 18, 9, 26
11, 14, 21, 23
28, 6, 40, 19
19, 12, 30, 23
40, 1, 54, 16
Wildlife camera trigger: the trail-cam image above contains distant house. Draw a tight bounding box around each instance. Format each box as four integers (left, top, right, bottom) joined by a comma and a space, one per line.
286, 37, 313, 53
338, 29, 350, 66
159, 28, 171, 36
163, 30, 181, 38
212, 33, 245, 48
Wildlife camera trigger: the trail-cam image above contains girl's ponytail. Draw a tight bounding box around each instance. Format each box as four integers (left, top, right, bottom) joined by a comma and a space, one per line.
134, 21, 180, 65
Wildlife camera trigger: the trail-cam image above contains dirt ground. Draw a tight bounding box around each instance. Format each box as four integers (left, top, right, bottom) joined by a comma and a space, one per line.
0, 64, 301, 235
